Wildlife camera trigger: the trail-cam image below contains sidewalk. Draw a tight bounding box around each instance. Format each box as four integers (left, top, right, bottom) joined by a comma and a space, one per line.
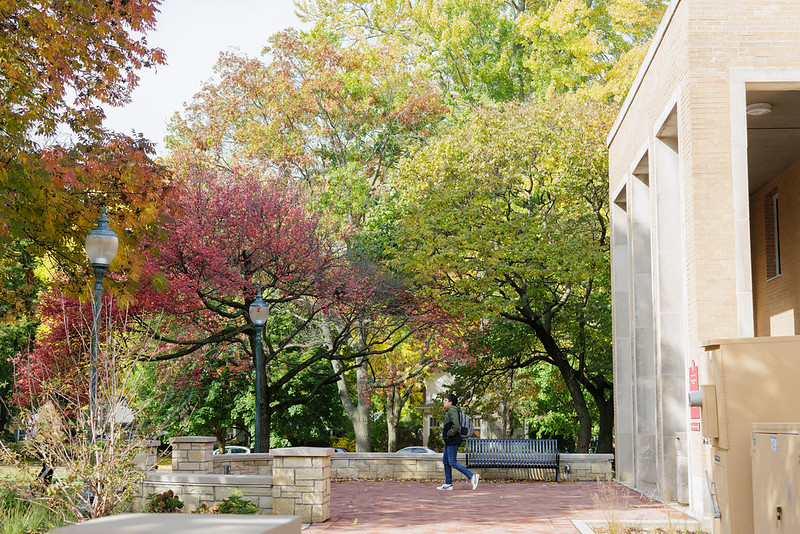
304, 480, 697, 533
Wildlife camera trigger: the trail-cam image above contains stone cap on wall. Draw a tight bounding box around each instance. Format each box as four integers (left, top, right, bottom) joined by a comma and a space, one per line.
171, 436, 216, 445
145, 472, 272, 486
270, 447, 333, 457
213, 452, 273, 460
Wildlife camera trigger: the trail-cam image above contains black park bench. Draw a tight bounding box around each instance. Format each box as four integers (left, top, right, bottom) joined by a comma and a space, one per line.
465, 438, 560, 482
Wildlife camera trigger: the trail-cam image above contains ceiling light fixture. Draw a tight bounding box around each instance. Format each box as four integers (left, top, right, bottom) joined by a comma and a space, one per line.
746, 102, 772, 116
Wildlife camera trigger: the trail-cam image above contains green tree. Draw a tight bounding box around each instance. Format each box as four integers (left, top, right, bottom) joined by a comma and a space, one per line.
300, 0, 668, 103
140, 346, 253, 452
392, 95, 614, 452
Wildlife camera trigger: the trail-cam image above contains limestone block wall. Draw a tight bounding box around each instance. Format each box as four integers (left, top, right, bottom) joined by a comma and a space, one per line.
559, 454, 615, 482
170, 436, 215, 473
271, 447, 332, 524
136, 472, 273, 514
331, 453, 443, 480
213, 453, 273, 475
137, 438, 331, 523
329, 453, 614, 482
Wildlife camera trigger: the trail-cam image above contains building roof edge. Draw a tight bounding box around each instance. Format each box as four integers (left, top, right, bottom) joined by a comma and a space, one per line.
607, 0, 682, 148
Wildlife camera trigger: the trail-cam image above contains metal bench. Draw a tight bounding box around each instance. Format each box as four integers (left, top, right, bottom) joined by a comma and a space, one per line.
465, 438, 560, 482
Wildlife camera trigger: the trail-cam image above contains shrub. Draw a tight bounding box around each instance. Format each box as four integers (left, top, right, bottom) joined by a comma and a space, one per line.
146, 490, 184, 513
194, 490, 257, 514
218, 490, 258, 514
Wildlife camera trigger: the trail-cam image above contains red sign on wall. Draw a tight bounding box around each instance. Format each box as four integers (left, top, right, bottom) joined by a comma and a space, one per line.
689, 361, 700, 421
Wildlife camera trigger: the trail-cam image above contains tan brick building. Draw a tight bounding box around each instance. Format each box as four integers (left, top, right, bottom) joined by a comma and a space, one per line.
608, 0, 800, 528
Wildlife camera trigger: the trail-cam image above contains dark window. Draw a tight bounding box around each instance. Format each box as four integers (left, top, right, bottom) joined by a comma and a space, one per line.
766, 191, 781, 279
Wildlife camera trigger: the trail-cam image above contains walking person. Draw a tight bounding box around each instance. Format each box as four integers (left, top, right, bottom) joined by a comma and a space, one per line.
437, 393, 479, 491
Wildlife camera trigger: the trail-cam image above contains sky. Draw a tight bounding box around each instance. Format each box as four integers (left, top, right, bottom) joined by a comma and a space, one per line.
103, 0, 307, 156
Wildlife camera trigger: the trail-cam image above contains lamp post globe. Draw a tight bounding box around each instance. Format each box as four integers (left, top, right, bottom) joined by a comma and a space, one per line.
249, 293, 269, 453
84, 208, 118, 437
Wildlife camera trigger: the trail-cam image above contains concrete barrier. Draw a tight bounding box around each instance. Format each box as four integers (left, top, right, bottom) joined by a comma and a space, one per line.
49, 513, 301, 534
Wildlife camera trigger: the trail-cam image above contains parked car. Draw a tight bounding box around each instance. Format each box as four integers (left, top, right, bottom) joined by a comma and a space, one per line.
333, 447, 349, 453
395, 446, 438, 454
213, 445, 251, 455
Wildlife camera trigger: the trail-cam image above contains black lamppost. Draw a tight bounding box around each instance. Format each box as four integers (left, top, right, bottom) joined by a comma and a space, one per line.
248, 293, 269, 453
84, 208, 118, 433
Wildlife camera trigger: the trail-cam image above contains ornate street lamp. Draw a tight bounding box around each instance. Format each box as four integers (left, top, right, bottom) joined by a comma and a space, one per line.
248, 292, 269, 453
84, 208, 118, 433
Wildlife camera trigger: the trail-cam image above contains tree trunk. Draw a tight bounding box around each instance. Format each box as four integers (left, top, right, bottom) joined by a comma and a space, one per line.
214, 431, 227, 453
583, 378, 614, 453
529, 318, 593, 452
332, 356, 372, 452
322, 316, 372, 452
386, 387, 401, 452
0, 402, 7, 437
594, 392, 614, 453
556, 360, 593, 452
385, 383, 416, 452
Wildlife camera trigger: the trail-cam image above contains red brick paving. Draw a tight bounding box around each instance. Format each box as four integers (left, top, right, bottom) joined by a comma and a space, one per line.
304, 480, 693, 533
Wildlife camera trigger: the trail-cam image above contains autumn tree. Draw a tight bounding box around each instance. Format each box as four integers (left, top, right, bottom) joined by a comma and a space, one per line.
1, 1, 174, 295
167, 29, 449, 450
10, 291, 171, 519
127, 171, 413, 451
392, 95, 615, 452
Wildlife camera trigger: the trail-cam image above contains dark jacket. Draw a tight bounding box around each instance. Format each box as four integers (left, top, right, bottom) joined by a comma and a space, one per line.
442, 406, 462, 447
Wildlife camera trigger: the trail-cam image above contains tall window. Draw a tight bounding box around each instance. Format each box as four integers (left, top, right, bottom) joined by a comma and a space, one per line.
765, 191, 781, 279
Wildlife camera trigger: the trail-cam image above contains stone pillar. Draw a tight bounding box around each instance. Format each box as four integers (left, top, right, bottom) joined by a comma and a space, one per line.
271, 447, 332, 523
171, 436, 215, 474
133, 440, 161, 472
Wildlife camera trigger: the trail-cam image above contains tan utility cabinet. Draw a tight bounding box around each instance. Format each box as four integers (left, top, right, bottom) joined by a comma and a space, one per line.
751, 423, 800, 533
700, 339, 800, 534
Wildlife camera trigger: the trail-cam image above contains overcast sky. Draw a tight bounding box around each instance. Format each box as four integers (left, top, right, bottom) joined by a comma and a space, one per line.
103, 0, 306, 156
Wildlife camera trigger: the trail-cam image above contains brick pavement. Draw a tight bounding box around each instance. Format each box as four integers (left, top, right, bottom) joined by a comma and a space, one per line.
303, 480, 695, 533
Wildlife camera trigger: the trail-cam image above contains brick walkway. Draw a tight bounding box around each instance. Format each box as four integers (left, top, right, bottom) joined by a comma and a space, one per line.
304, 480, 695, 533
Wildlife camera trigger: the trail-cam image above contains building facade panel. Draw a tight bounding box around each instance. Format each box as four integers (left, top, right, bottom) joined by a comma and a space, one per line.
608, 0, 800, 523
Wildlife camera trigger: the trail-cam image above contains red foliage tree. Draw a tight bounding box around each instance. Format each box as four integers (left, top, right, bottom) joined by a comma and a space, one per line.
12, 288, 127, 408
128, 171, 410, 449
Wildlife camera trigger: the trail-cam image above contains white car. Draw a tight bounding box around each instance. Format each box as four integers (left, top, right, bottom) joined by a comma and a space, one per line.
213, 445, 251, 455
395, 446, 438, 454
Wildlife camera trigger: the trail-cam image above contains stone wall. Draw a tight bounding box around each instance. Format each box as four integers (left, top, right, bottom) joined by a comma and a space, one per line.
135, 437, 612, 523
329, 452, 614, 482
135, 438, 331, 523
170, 436, 215, 473
136, 472, 273, 514
213, 453, 272, 475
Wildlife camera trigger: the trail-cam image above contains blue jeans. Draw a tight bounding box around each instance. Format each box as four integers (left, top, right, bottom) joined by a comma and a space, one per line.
442, 444, 473, 484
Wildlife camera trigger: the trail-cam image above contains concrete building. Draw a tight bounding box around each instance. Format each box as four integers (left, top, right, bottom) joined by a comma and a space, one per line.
608, 0, 800, 526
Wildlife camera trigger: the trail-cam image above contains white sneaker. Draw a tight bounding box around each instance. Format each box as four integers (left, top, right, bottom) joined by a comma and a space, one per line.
436, 484, 453, 490
471, 473, 480, 490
